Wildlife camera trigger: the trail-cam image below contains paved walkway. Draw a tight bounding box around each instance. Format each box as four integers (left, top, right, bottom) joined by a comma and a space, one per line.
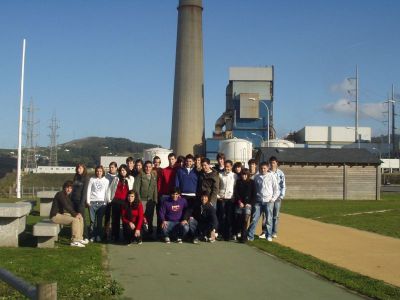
277, 213, 400, 287
107, 241, 361, 300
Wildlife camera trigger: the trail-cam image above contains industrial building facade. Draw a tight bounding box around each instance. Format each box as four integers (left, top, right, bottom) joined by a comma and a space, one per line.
256, 148, 381, 200
207, 66, 274, 158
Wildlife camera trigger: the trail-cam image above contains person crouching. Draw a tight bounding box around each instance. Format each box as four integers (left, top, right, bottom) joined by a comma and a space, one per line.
121, 190, 144, 245
159, 187, 189, 243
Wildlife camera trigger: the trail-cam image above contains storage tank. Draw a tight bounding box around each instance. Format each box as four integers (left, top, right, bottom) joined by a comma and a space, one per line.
263, 139, 295, 148
219, 138, 253, 166
143, 148, 172, 168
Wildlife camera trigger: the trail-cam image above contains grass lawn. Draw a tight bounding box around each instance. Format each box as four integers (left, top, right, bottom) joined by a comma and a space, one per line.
0, 198, 122, 299
250, 240, 400, 300
281, 193, 400, 238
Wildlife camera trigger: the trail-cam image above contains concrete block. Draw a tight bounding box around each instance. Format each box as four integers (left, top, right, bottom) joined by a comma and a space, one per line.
0, 202, 32, 217
0, 203, 32, 247
33, 222, 60, 237
37, 236, 58, 248
37, 191, 57, 217
33, 221, 60, 248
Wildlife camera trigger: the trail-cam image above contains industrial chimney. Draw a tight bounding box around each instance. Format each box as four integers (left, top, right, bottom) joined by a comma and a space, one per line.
170, 0, 205, 156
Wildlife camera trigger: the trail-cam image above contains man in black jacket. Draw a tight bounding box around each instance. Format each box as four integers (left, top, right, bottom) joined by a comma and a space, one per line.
197, 158, 219, 206
50, 180, 87, 247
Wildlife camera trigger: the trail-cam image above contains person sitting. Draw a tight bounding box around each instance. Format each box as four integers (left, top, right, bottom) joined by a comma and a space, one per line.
159, 187, 188, 243
121, 190, 144, 245
189, 191, 218, 243
50, 180, 87, 247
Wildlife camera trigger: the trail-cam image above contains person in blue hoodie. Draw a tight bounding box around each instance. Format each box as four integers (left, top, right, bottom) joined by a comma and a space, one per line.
159, 187, 189, 243
175, 154, 199, 218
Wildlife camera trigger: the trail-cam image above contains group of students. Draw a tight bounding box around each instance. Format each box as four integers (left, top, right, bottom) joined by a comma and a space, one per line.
49, 152, 286, 247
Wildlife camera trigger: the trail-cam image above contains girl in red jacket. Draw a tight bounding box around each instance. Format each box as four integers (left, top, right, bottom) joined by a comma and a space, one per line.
121, 190, 144, 245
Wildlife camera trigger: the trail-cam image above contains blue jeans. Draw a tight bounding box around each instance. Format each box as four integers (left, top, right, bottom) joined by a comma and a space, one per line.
272, 199, 282, 235
162, 221, 189, 239
247, 202, 274, 240
89, 202, 106, 238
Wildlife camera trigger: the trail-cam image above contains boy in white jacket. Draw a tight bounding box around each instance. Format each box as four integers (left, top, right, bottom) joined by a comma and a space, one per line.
86, 166, 109, 242
247, 161, 279, 241
217, 160, 237, 240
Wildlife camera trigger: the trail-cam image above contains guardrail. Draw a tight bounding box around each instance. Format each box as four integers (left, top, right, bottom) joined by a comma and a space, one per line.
0, 268, 56, 300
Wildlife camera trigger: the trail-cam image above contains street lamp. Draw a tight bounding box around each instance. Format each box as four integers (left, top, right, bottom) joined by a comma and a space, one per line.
249, 97, 269, 147
251, 132, 265, 146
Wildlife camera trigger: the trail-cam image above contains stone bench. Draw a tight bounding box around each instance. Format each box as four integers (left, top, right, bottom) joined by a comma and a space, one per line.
0, 202, 32, 247
37, 191, 57, 217
33, 219, 60, 248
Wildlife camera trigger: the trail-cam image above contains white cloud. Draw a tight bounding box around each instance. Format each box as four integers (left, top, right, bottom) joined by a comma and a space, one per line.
323, 99, 386, 121
330, 79, 355, 94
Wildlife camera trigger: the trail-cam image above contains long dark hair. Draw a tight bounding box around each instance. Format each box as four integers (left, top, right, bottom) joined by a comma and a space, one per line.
118, 164, 129, 183
73, 163, 87, 181
125, 190, 141, 219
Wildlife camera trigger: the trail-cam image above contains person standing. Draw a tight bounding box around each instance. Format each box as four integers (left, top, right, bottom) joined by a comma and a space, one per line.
134, 161, 158, 238
126, 157, 135, 177
175, 154, 199, 217
121, 190, 144, 245
107, 164, 135, 242
158, 153, 178, 200
269, 156, 286, 238
50, 181, 87, 247
159, 188, 189, 243
71, 163, 89, 243
234, 168, 255, 242
194, 154, 203, 173
213, 153, 225, 174
217, 160, 237, 240
197, 158, 219, 206
86, 165, 109, 242
104, 162, 118, 240
248, 159, 258, 180
247, 161, 279, 242
133, 159, 144, 177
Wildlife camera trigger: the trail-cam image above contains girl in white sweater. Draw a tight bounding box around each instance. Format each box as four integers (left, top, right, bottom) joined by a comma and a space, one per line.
86, 165, 109, 242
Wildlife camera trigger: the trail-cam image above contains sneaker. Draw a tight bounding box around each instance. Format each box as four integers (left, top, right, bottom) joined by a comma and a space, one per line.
89, 237, 95, 243
137, 239, 143, 245
176, 238, 183, 244
272, 233, 278, 238
96, 236, 102, 242
193, 238, 200, 244
231, 235, 237, 242
71, 241, 85, 247
164, 237, 171, 244
79, 239, 89, 245
259, 233, 266, 239
267, 237, 273, 242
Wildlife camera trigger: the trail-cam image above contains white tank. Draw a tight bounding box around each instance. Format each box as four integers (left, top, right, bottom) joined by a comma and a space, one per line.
143, 148, 172, 168
219, 138, 253, 167
264, 139, 295, 148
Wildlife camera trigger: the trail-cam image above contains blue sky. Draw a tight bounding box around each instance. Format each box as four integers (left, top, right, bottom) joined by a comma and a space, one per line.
0, 0, 399, 149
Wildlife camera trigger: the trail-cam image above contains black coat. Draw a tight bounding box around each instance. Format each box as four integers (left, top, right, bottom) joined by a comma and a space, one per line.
234, 179, 255, 205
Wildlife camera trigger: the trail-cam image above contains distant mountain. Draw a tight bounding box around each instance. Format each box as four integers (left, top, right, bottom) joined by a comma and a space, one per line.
55, 137, 160, 167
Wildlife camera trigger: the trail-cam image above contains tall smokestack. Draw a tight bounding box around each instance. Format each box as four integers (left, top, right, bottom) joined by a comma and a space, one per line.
170, 0, 205, 156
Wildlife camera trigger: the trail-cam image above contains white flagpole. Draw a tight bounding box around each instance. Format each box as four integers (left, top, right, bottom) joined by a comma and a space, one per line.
16, 39, 26, 199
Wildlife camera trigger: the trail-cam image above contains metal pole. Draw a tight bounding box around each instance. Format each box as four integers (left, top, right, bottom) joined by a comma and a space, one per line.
260, 101, 270, 147
388, 98, 391, 159
355, 65, 359, 145
16, 39, 26, 199
391, 84, 396, 157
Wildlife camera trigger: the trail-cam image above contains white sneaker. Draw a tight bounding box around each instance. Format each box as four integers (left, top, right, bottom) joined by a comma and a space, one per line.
164, 237, 171, 244
267, 237, 273, 242
272, 234, 278, 238
96, 236, 101, 242
89, 237, 95, 243
259, 233, 266, 239
176, 238, 183, 244
79, 239, 89, 245
71, 241, 85, 247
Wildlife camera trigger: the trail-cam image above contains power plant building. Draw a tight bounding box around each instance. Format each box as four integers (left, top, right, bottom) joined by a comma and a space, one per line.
206, 66, 274, 159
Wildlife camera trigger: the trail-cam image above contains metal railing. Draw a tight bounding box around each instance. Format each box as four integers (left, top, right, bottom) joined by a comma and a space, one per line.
0, 268, 56, 299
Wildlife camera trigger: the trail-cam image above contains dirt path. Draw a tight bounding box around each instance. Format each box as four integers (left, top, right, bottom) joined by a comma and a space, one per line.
277, 213, 400, 287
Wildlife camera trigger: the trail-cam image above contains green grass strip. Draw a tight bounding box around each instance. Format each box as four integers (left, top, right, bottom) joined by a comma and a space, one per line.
249, 240, 400, 300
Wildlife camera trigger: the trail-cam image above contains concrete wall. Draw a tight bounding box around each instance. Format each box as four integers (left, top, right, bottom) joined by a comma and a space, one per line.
296, 126, 371, 144
280, 164, 379, 200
